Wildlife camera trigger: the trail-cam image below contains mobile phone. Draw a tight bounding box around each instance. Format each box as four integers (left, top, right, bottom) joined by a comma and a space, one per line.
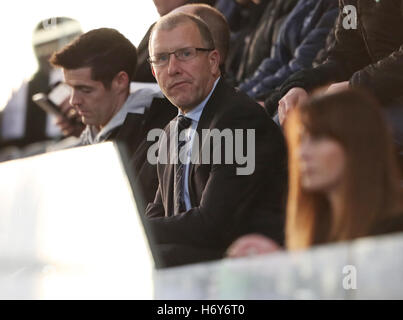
48, 82, 71, 106
32, 83, 71, 119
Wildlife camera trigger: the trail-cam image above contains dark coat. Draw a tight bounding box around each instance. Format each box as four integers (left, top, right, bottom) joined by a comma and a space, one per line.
267, 0, 403, 110
145, 79, 287, 267
133, 24, 156, 83
235, 0, 298, 84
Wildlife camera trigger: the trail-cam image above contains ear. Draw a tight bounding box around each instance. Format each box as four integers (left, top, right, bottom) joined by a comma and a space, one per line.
151, 66, 156, 78
112, 71, 129, 92
208, 49, 221, 77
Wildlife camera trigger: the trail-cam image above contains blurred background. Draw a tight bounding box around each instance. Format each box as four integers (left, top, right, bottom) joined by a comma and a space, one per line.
0, 0, 159, 111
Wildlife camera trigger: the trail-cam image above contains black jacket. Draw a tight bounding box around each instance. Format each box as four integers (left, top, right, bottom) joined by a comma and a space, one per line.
267, 0, 403, 110
235, 0, 298, 84
145, 79, 287, 267
224, 0, 271, 85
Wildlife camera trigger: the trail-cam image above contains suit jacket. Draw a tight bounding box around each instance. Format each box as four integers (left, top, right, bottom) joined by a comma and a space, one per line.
145, 79, 287, 267
133, 24, 156, 83
109, 97, 177, 208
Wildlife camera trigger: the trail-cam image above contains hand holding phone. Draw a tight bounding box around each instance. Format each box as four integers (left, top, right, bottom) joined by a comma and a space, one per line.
32, 83, 84, 137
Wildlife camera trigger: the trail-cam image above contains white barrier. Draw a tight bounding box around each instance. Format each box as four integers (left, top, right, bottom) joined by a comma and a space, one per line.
0, 142, 154, 299
154, 233, 403, 300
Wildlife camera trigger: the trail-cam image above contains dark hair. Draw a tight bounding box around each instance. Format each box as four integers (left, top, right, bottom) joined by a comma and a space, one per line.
284, 89, 403, 250
149, 12, 215, 54
50, 28, 137, 88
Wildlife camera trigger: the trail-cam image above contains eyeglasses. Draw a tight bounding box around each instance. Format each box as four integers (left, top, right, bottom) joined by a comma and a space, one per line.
148, 47, 214, 67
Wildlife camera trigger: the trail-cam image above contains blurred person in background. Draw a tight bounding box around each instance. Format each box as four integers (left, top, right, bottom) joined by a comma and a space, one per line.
0, 17, 82, 159
233, 0, 298, 86
266, 1, 403, 175
227, 90, 403, 257
214, 0, 238, 22
222, 0, 271, 85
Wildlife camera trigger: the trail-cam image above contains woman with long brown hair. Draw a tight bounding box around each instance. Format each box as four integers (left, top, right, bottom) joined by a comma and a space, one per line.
227, 89, 403, 257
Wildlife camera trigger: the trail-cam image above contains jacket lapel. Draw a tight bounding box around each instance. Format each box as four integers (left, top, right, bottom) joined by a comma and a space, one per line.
188, 78, 226, 204
162, 116, 177, 217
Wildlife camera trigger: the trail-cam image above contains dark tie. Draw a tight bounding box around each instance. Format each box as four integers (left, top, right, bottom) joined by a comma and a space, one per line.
174, 115, 192, 215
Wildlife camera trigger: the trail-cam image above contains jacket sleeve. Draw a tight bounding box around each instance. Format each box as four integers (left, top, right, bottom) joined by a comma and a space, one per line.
145, 184, 165, 218
350, 44, 403, 104
238, 53, 283, 95
285, 0, 373, 91
249, 6, 339, 100
265, 0, 373, 111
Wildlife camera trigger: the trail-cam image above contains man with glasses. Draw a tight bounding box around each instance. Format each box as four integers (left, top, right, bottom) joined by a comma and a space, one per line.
145, 12, 287, 267
172, 3, 230, 74
134, 0, 217, 82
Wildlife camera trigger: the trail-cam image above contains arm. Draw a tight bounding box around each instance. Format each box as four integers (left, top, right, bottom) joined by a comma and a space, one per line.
249, 6, 339, 100
55, 99, 84, 137
0, 82, 28, 147
145, 184, 165, 218
275, 1, 372, 99
265, 1, 373, 122
238, 54, 283, 96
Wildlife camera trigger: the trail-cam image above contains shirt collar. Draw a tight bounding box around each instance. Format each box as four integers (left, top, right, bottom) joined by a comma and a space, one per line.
84, 88, 160, 143
178, 77, 220, 123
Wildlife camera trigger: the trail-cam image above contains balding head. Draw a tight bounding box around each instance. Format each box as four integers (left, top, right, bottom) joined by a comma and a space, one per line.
173, 4, 230, 65
149, 12, 215, 56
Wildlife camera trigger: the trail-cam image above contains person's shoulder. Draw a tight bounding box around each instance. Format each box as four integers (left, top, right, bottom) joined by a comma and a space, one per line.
220, 83, 279, 130
372, 213, 403, 236
146, 94, 177, 119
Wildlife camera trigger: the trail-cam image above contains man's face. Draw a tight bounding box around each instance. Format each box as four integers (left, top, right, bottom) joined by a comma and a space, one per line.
150, 22, 220, 112
63, 67, 119, 129
153, 0, 188, 16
